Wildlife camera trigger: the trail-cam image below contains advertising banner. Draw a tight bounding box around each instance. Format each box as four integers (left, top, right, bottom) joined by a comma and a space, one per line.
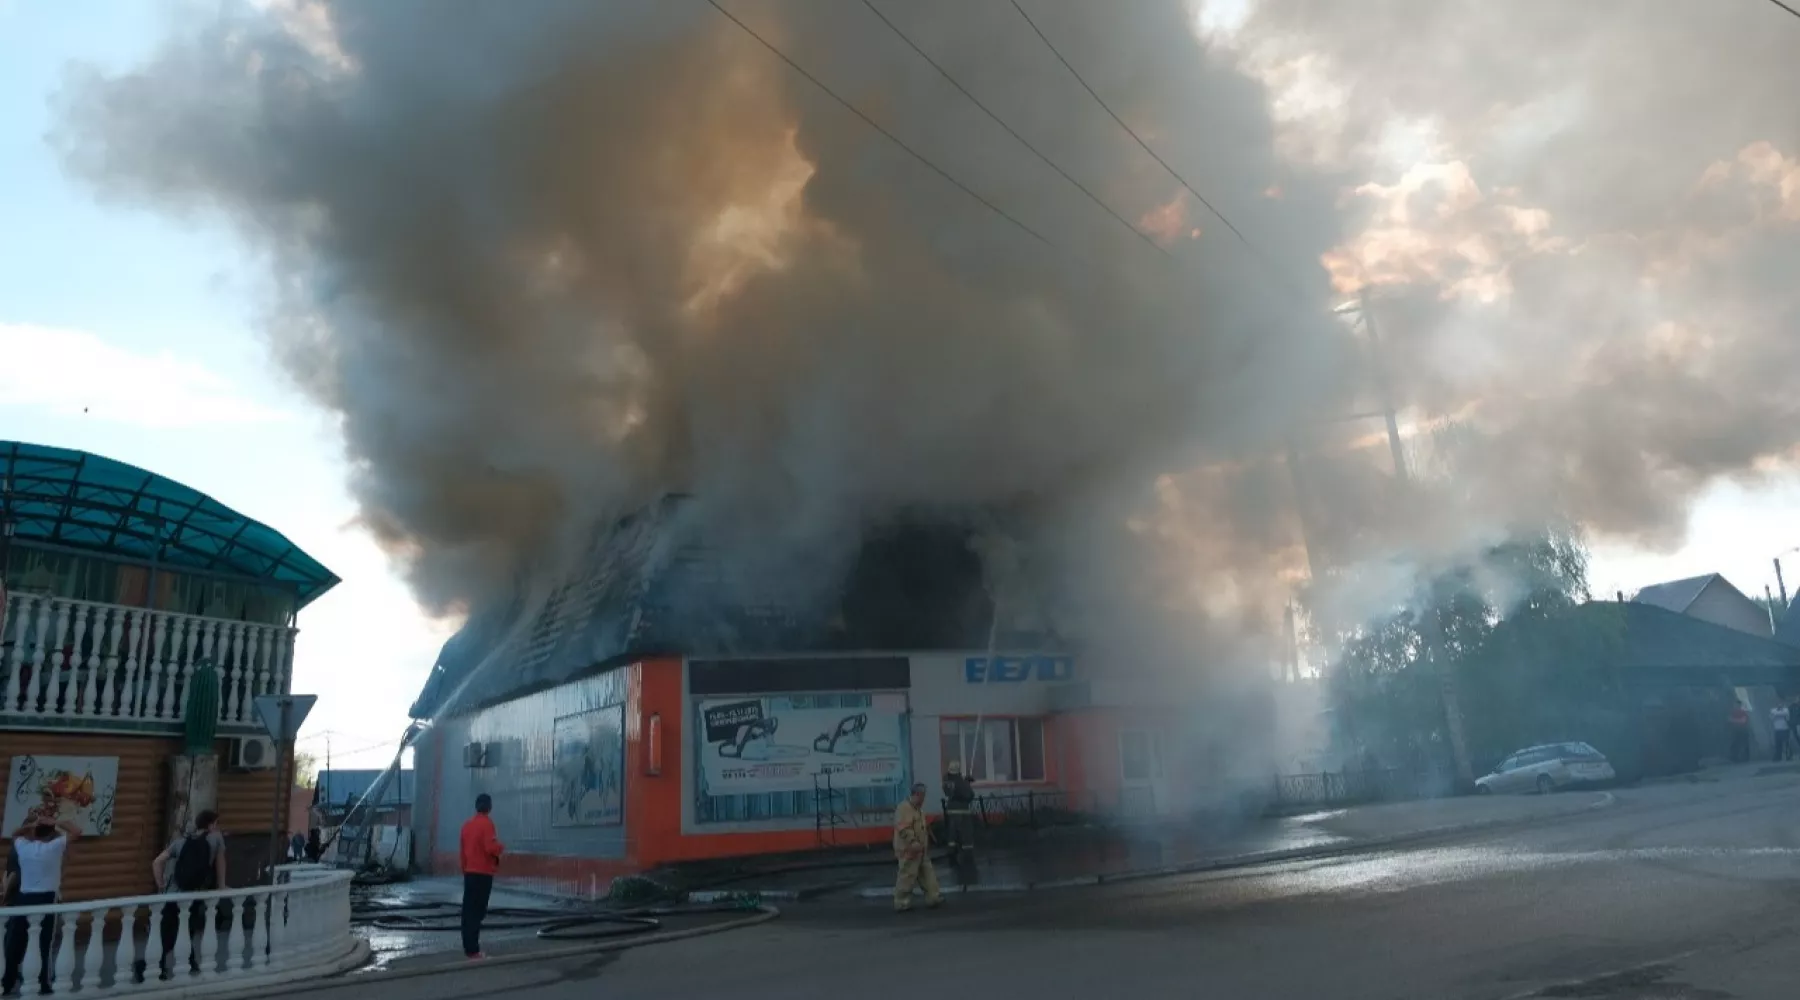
4, 755, 119, 835
698, 694, 906, 795
552, 704, 626, 827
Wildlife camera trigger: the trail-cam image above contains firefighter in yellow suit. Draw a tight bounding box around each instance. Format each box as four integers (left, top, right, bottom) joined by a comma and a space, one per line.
893, 782, 943, 912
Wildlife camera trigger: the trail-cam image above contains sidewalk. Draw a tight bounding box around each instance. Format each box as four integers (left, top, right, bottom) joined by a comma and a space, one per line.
348, 875, 766, 974
1640, 757, 1800, 784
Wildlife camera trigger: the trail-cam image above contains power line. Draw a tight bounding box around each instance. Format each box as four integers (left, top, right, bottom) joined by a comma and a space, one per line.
1765, 0, 1800, 21
1007, 0, 1272, 268
859, 0, 1171, 257
310, 735, 397, 760
705, 0, 1058, 250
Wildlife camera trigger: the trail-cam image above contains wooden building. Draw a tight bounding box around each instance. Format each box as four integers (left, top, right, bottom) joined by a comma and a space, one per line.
0, 441, 338, 900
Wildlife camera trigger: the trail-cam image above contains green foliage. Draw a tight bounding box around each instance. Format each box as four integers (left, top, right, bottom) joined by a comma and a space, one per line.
607, 874, 673, 904
1313, 528, 1618, 771
293, 751, 320, 787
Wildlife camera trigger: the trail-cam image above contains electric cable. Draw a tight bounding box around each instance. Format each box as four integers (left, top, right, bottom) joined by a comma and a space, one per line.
705, 0, 1057, 250
859, 0, 1171, 257
1008, 0, 1317, 303
1764, 0, 1800, 22
1008, 0, 1259, 255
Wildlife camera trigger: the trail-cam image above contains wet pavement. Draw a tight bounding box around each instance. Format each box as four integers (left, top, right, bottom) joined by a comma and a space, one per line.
347, 876, 754, 973
276, 772, 1800, 999
658, 789, 1609, 898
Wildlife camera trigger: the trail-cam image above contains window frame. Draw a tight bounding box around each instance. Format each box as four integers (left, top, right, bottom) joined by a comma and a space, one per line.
938, 716, 1049, 785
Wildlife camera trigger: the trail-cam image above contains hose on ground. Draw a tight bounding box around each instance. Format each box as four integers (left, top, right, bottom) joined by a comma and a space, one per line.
350, 900, 759, 941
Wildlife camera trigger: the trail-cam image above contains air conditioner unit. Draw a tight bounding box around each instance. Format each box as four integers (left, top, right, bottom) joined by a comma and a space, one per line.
462, 742, 492, 769
230, 736, 277, 771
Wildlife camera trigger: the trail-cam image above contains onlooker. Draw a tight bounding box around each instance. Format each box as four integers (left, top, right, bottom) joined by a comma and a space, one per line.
459, 794, 504, 960
149, 811, 227, 981
1773, 702, 1792, 762
3, 819, 80, 995
289, 832, 307, 863
1728, 702, 1751, 762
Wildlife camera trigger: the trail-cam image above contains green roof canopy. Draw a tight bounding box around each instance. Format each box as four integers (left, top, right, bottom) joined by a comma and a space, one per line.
1, 441, 340, 608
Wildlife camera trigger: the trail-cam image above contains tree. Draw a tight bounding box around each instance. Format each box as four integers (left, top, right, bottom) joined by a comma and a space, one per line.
1311, 526, 1613, 779
292, 751, 320, 788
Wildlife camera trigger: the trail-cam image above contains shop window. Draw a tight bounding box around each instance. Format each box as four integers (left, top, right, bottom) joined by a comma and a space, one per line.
939, 718, 1047, 783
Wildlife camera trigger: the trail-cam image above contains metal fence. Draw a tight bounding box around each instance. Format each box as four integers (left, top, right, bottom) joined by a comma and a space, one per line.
956, 789, 1100, 830
1270, 768, 1428, 811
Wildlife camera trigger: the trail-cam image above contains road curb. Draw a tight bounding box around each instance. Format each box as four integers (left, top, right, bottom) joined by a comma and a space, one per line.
260, 905, 781, 997
851, 791, 1617, 900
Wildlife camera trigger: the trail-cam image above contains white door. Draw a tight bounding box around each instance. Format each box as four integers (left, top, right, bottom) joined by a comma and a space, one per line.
1118, 730, 1169, 817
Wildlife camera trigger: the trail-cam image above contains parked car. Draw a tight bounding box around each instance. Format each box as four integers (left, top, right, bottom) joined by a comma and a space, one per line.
1474, 742, 1616, 795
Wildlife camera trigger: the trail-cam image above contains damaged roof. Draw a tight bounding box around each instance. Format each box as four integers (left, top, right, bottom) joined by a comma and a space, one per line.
409, 498, 1038, 718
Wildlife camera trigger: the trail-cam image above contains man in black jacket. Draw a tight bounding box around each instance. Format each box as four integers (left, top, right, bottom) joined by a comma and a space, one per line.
943, 761, 977, 869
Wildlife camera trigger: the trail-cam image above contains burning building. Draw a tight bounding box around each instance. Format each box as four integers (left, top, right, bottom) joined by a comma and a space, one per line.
408, 497, 1274, 896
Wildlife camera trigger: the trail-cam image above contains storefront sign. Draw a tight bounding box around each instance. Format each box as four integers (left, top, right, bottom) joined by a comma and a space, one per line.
551, 705, 625, 827
4, 755, 118, 835
964, 655, 1073, 684
697, 695, 905, 795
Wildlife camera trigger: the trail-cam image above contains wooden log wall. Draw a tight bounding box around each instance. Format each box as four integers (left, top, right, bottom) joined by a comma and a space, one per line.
0, 732, 294, 901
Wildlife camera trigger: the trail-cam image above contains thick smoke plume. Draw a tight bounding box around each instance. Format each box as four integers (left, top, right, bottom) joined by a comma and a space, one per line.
48, 0, 1800, 672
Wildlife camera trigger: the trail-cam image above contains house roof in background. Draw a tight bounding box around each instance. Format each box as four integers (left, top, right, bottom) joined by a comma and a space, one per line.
1631, 574, 1722, 615
1532, 601, 1800, 672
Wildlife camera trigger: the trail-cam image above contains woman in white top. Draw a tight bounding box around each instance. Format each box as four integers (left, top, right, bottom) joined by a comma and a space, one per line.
2, 818, 80, 995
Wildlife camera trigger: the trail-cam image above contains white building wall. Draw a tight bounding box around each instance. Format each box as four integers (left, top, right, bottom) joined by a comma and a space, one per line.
908, 651, 1072, 809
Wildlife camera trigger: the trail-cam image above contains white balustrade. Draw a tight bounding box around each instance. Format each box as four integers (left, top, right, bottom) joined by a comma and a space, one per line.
0, 869, 357, 995
0, 594, 297, 727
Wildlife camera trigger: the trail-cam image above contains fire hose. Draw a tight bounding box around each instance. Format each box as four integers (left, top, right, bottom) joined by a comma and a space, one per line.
350, 899, 760, 941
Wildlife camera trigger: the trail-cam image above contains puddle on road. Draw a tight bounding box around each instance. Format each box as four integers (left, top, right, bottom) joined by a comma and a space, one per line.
1230, 844, 1800, 898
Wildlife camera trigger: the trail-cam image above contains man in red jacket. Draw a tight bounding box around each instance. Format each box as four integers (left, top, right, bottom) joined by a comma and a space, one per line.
460, 793, 504, 959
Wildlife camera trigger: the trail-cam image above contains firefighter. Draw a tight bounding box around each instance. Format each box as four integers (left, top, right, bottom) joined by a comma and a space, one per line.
943, 760, 977, 866
893, 782, 942, 912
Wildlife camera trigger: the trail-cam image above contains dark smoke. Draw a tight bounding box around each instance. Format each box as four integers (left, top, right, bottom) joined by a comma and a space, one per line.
51, 0, 1346, 657
48, 0, 1800, 673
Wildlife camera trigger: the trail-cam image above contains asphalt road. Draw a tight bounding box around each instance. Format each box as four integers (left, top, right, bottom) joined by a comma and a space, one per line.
280, 775, 1800, 1000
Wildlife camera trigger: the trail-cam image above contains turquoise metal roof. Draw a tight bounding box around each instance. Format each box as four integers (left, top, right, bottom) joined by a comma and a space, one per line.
1, 441, 339, 608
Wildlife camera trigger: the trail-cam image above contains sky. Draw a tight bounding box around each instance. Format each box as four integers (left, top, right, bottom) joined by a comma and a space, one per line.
2, 0, 1797, 777
0, 2, 453, 770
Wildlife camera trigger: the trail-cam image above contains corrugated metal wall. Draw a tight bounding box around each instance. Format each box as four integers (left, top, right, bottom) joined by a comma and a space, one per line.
428, 667, 632, 863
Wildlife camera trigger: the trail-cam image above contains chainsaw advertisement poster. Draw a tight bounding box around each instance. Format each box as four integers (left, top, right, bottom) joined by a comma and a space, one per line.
698, 695, 906, 795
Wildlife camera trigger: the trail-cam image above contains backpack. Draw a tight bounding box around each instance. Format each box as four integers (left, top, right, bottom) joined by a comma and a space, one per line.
172, 835, 214, 891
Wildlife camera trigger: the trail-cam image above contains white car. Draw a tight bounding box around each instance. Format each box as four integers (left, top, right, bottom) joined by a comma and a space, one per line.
1475, 742, 1616, 795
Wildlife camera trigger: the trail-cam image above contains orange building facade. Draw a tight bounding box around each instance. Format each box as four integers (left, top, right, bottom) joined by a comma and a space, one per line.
413, 653, 1273, 897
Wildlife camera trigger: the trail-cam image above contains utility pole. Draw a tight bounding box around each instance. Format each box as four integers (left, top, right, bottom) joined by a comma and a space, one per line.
1363, 290, 1474, 786
1775, 556, 1789, 608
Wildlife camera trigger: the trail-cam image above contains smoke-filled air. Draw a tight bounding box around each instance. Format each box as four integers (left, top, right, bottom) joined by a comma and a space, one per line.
47, 0, 1800, 675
